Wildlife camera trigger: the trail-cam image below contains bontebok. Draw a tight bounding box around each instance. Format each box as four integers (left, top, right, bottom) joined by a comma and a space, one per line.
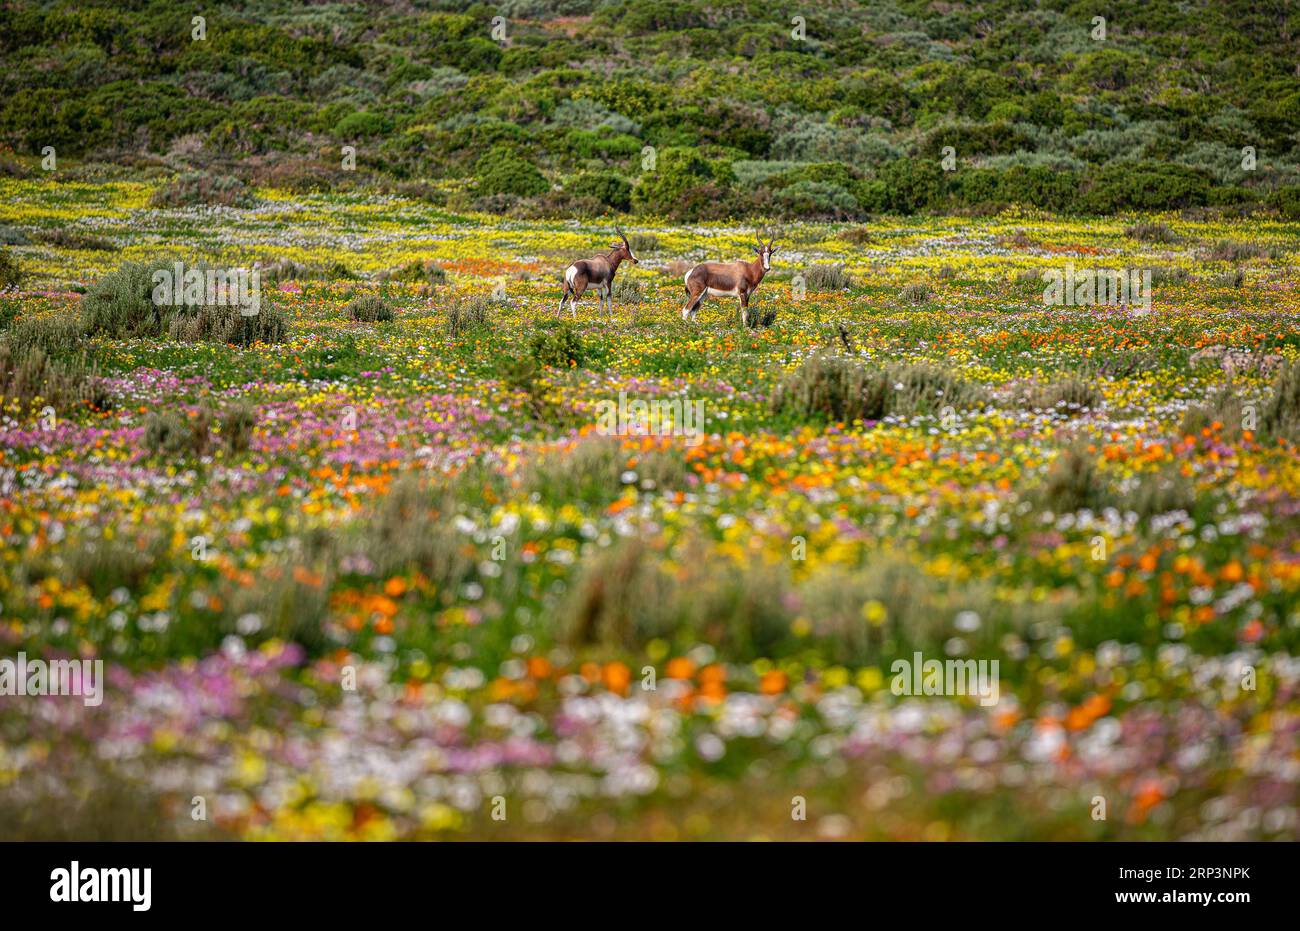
682, 235, 776, 327
558, 226, 638, 317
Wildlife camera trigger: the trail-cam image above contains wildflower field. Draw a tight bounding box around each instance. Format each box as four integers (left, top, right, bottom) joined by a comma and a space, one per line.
2, 175, 1299, 841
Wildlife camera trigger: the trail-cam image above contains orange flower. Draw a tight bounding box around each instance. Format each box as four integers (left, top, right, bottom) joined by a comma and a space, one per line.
602, 661, 631, 695
384, 576, 407, 597
526, 656, 552, 679
1129, 779, 1165, 823
665, 657, 696, 679
759, 669, 787, 695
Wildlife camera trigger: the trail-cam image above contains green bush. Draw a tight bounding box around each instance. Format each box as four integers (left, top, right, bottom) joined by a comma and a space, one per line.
81, 260, 173, 336
34, 228, 115, 251
631, 147, 732, 219
345, 294, 395, 323
166, 303, 289, 348
771, 355, 985, 424
0, 342, 107, 416
0, 248, 22, 289
1126, 222, 1179, 244
388, 260, 447, 287
446, 294, 494, 339
1270, 186, 1300, 221
1023, 377, 1103, 417
1034, 443, 1110, 513
1076, 162, 1211, 213
901, 282, 933, 304
83, 259, 287, 345
1262, 363, 1300, 443
568, 172, 632, 212
530, 321, 585, 369
775, 181, 860, 220
802, 265, 853, 290
475, 149, 549, 198
149, 173, 258, 209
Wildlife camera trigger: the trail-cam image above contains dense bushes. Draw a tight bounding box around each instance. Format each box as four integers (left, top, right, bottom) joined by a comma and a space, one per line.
344, 294, 395, 323
474, 149, 549, 198
3, 2, 1297, 220
82, 259, 287, 346
0, 248, 21, 289
770, 355, 986, 424
148, 172, 258, 209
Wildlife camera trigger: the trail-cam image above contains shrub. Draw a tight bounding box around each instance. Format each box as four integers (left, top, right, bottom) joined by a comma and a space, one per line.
0, 226, 28, 245
352, 473, 474, 585
446, 294, 494, 339
771, 356, 985, 423
631, 146, 732, 219
901, 282, 933, 304
34, 228, 115, 251
219, 402, 257, 453
774, 181, 860, 220
1122, 467, 1198, 520
612, 278, 644, 304
561, 535, 790, 658
1271, 185, 1300, 221
250, 158, 348, 194
1126, 221, 1179, 244
568, 172, 632, 212
83, 259, 286, 344
256, 257, 357, 284
1151, 266, 1191, 286
2, 314, 85, 356
861, 159, 947, 215
386, 260, 447, 287
1208, 240, 1276, 262
0, 343, 107, 416
1262, 363, 1300, 443
627, 232, 659, 254
1180, 388, 1248, 441
802, 265, 852, 290
143, 408, 215, 459
1075, 162, 1211, 213
149, 172, 258, 209
529, 321, 585, 368
165, 303, 288, 347
0, 249, 21, 289
522, 436, 689, 509
81, 260, 172, 336
1023, 376, 1103, 416
475, 149, 549, 198
345, 293, 395, 322
1034, 443, 1110, 513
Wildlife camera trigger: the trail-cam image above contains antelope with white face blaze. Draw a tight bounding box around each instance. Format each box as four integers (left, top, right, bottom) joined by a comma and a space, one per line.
682, 236, 776, 327
558, 226, 639, 317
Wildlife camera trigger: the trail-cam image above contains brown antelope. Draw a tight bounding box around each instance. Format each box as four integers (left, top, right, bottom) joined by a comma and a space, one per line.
682, 236, 776, 327
558, 226, 639, 317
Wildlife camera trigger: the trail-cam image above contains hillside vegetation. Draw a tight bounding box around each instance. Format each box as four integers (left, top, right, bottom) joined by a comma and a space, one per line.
2, 0, 1298, 219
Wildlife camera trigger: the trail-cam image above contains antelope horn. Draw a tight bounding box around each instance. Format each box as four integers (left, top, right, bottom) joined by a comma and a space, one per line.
614, 224, 628, 243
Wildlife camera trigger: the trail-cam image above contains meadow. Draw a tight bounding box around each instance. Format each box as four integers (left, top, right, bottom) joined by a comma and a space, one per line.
1, 175, 1298, 840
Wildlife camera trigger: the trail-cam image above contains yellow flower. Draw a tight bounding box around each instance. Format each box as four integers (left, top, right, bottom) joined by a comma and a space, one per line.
861, 599, 888, 626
